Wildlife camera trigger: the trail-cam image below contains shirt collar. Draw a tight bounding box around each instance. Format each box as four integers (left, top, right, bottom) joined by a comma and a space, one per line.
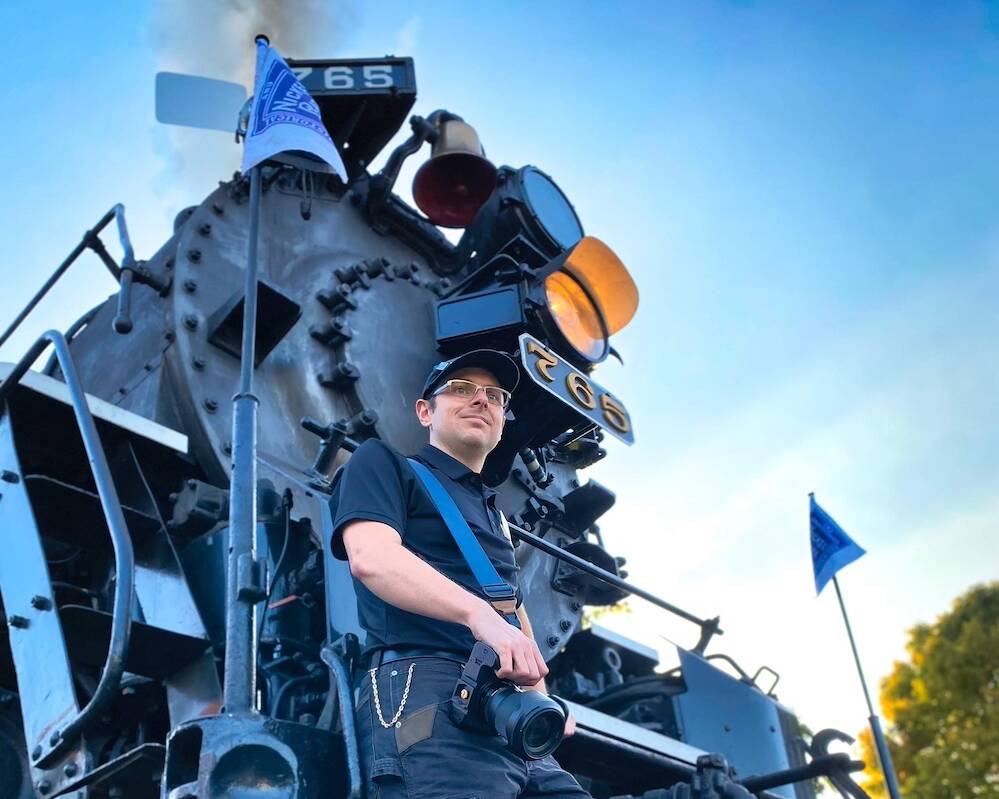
419, 443, 475, 481
418, 444, 496, 497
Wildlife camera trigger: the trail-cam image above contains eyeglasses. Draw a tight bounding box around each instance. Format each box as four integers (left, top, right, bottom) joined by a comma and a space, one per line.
432, 379, 512, 409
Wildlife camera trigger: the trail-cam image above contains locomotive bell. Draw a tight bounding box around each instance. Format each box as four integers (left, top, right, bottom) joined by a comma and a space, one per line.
413, 119, 497, 228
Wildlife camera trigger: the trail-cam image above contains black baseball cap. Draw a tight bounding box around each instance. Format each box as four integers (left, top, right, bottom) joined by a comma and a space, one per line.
421, 349, 521, 400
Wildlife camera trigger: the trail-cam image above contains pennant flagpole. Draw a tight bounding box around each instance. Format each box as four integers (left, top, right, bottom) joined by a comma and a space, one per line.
223, 34, 270, 715
810, 494, 903, 799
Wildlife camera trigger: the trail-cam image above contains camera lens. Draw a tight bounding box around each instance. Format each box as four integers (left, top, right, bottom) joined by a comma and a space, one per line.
521, 708, 565, 755
483, 686, 566, 760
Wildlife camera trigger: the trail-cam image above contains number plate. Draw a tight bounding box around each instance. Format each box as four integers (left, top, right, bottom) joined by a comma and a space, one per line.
518, 334, 634, 445
288, 58, 416, 96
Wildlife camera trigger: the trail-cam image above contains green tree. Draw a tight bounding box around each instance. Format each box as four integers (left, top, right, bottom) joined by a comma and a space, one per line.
582, 598, 633, 626
859, 582, 999, 799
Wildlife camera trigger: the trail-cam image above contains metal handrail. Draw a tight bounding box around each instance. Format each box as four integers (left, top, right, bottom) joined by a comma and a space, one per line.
320, 645, 362, 799
506, 521, 723, 650
0, 205, 129, 352
0, 330, 134, 767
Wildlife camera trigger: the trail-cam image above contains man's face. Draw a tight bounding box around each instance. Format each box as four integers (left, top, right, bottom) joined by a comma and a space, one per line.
416, 367, 506, 455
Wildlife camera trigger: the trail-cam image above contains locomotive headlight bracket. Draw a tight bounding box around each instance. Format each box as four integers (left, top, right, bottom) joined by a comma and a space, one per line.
444, 163, 638, 368
434, 234, 638, 370
455, 165, 585, 277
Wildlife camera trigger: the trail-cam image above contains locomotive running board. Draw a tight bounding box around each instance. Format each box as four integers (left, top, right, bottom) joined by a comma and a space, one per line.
0, 362, 188, 454
561, 700, 784, 799
564, 699, 705, 774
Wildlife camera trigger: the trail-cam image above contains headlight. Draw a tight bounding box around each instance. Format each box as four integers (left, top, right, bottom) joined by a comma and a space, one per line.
542, 237, 639, 363
544, 270, 605, 361
454, 165, 584, 273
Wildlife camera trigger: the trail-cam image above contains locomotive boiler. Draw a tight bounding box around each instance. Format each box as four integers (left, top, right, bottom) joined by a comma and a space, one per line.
0, 55, 870, 799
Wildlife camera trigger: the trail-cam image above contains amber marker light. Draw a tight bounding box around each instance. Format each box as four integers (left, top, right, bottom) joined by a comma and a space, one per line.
542, 236, 639, 363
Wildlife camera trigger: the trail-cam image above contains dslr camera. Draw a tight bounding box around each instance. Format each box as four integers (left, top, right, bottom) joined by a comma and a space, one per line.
450, 642, 568, 760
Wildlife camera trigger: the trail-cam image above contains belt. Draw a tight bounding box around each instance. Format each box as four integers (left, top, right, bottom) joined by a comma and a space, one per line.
367, 646, 468, 669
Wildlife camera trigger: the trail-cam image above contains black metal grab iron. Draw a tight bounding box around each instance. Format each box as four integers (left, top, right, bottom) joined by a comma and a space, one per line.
507, 520, 723, 651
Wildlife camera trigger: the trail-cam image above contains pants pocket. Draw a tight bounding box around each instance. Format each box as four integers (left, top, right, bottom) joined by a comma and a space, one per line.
394, 702, 439, 753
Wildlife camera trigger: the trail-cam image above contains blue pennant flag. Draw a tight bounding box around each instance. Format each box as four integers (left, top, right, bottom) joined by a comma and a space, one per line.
241, 40, 347, 180
810, 495, 866, 595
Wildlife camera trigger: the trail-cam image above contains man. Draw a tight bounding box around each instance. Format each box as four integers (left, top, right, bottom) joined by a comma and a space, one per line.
330, 348, 590, 799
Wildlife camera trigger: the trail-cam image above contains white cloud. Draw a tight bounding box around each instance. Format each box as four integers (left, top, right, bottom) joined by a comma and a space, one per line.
591, 258, 999, 737
394, 16, 422, 56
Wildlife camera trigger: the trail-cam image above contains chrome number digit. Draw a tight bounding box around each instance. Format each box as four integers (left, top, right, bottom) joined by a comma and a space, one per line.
526, 340, 557, 383
291, 67, 314, 82
362, 65, 393, 88
600, 394, 630, 434
566, 374, 596, 410
324, 66, 354, 90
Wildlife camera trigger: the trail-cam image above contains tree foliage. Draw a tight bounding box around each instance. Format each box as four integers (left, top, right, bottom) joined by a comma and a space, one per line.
859, 582, 999, 799
582, 598, 633, 627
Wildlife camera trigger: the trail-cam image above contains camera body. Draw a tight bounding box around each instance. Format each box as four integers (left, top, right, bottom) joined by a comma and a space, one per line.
450, 642, 567, 760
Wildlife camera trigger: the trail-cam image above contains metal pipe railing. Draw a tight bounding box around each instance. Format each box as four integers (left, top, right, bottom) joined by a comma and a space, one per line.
506, 521, 723, 648
0, 330, 135, 767
0, 206, 126, 352
320, 646, 362, 799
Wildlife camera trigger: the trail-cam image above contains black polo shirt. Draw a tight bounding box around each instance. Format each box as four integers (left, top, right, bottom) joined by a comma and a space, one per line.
329, 439, 521, 656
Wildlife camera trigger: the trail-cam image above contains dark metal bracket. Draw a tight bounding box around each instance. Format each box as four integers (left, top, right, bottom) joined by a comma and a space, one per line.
300, 415, 363, 491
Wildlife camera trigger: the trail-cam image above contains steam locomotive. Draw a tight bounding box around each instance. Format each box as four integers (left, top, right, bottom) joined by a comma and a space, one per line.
0, 55, 870, 799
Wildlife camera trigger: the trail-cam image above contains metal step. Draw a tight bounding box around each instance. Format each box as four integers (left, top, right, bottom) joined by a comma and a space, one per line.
61, 605, 208, 680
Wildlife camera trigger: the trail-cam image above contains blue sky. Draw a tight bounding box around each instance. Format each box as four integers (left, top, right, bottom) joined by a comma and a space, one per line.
0, 1, 996, 748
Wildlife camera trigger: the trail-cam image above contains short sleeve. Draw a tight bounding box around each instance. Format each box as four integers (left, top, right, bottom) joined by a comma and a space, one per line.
329, 439, 408, 560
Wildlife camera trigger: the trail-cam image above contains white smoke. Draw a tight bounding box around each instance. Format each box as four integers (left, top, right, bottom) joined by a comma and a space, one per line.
150, 0, 357, 214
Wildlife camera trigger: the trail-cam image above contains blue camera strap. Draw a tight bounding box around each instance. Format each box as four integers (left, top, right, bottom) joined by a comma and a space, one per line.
407, 458, 519, 623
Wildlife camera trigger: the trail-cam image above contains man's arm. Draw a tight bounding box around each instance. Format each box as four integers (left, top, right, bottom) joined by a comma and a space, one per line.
342, 520, 548, 686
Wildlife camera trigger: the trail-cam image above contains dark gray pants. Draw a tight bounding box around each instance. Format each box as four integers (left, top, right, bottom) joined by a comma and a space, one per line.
356, 656, 591, 799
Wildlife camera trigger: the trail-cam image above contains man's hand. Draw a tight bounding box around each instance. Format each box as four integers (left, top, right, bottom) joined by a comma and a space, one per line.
466, 601, 548, 686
